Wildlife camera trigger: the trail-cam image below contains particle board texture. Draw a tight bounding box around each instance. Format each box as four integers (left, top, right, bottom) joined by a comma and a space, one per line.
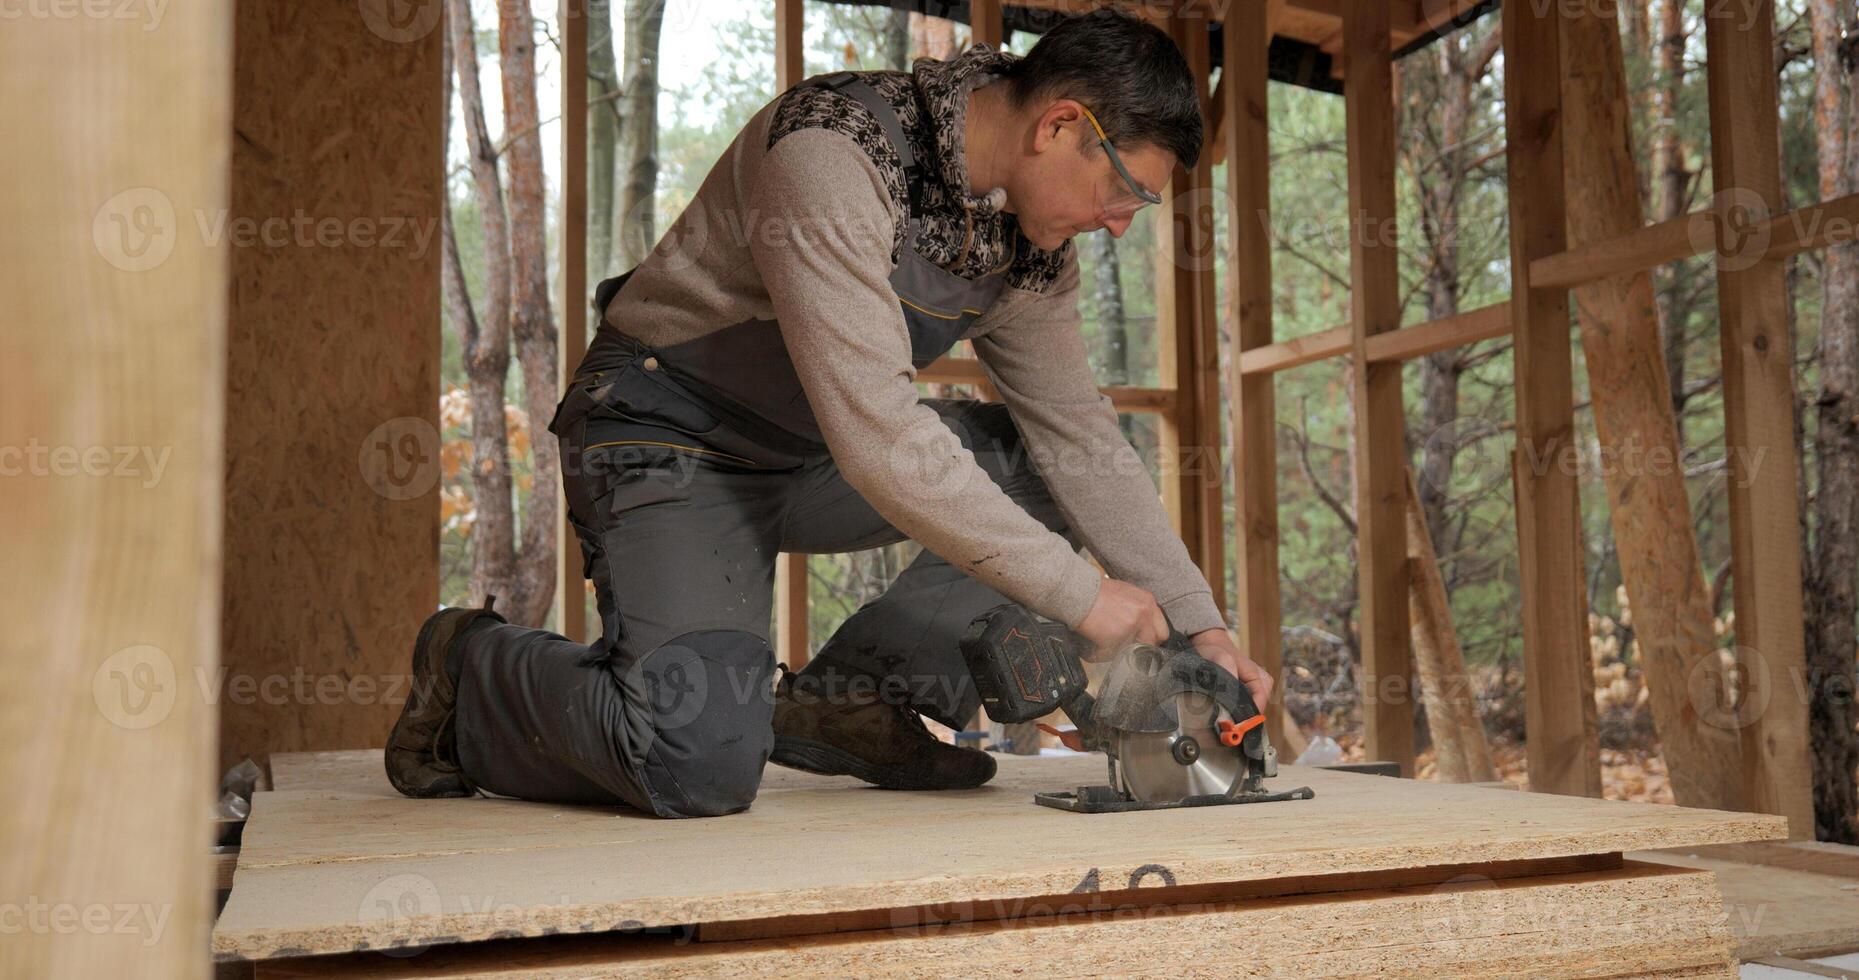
254, 862, 1734, 978
1634, 842, 1859, 960
220, 0, 443, 772
215, 750, 1783, 968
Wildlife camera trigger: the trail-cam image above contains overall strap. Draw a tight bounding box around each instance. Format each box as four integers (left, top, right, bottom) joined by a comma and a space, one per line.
805, 71, 925, 239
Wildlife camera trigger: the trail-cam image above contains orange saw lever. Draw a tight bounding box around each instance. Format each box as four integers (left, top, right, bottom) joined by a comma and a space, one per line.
1218, 715, 1265, 747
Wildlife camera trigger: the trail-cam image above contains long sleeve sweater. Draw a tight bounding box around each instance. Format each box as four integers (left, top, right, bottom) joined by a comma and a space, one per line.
597, 47, 1228, 638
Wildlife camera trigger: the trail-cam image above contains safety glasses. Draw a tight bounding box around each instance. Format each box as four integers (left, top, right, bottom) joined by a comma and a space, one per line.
1076, 101, 1164, 214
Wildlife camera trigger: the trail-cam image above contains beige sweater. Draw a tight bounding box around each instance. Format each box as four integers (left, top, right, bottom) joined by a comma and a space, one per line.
601, 53, 1226, 638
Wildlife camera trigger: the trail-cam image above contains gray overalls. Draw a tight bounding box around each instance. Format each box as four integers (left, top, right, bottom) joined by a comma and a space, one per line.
450, 73, 1086, 818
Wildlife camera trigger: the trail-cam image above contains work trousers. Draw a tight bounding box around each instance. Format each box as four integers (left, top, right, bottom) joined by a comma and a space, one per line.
451, 333, 1084, 818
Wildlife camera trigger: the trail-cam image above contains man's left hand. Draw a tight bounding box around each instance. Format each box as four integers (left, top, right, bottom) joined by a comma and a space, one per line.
1188, 628, 1274, 713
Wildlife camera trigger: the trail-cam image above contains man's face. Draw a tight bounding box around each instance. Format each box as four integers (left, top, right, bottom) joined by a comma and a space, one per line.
1005, 100, 1175, 252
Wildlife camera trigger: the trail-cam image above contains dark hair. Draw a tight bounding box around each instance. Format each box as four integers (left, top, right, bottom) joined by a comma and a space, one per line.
1001, 10, 1203, 170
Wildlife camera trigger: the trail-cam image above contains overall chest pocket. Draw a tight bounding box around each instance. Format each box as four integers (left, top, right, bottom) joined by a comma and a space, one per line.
892, 246, 1007, 369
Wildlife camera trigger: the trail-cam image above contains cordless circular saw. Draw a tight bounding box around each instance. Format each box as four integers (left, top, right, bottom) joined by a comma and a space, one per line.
959, 603, 1315, 813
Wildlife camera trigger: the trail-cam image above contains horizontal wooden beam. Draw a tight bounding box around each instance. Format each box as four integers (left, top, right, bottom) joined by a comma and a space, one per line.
1531, 189, 1859, 290
1236, 325, 1351, 375
1236, 301, 1509, 376
1529, 211, 1702, 291
917, 356, 1176, 414
1364, 301, 1509, 362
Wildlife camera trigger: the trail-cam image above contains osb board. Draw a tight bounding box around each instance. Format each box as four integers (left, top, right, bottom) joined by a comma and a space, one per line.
1634, 844, 1859, 960
214, 752, 1783, 959
269, 750, 393, 794
254, 863, 1734, 978
220, 0, 443, 771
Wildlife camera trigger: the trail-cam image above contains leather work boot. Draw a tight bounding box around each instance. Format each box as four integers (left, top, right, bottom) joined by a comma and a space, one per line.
384, 597, 506, 798
768, 663, 997, 790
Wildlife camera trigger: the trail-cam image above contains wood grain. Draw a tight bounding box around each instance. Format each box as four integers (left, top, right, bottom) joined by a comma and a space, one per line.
252, 862, 1736, 977
1502, 0, 1601, 799
1559, 0, 1747, 812
214, 752, 1782, 960
0, 2, 231, 975
1701, 0, 1816, 839
1224, 0, 1287, 751
1344, 0, 1415, 774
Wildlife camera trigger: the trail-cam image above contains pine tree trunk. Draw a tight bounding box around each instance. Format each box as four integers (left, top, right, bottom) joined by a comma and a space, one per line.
588, 0, 621, 290
498, 0, 559, 627
1652, 0, 1691, 441
446, 0, 518, 609
1559, 6, 1746, 809
1084, 230, 1135, 442
1806, 0, 1859, 844
616, 0, 664, 272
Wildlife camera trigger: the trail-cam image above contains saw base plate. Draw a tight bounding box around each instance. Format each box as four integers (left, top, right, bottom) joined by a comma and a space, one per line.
1033, 783, 1316, 813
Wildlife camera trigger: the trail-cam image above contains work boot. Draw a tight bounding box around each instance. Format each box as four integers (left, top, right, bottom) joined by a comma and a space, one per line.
384, 597, 506, 798
768, 663, 997, 790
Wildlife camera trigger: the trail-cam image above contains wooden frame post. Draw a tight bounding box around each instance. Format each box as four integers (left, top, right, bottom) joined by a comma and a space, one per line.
4, 1, 231, 972
1702, 0, 1815, 836
1502, 0, 1600, 796
969, 0, 1003, 50
1343, 0, 1413, 774
558, 0, 589, 643
774, 0, 811, 669
1156, 6, 1226, 616
1224, 0, 1286, 749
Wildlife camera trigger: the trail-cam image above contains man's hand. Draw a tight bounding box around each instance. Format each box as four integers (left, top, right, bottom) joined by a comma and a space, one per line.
1074, 578, 1169, 661
1189, 627, 1275, 714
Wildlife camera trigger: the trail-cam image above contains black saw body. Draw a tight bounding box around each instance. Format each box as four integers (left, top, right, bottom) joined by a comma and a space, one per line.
959, 603, 1315, 813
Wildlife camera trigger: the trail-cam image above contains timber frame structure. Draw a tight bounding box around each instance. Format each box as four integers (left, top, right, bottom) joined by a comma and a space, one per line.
607, 0, 1846, 826
8, 0, 1856, 973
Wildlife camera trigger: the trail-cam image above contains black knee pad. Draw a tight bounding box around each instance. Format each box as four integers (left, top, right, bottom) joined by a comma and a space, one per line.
622, 628, 775, 818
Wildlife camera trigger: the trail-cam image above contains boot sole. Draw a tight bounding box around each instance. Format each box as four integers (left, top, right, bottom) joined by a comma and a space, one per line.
770, 736, 994, 791
385, 608, 490, 798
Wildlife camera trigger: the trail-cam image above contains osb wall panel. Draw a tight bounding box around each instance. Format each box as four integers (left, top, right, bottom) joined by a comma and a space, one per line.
221, 0, 442, 769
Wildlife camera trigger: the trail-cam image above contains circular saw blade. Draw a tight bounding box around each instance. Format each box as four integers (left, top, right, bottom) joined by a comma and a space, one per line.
1114, 690, 1246, 803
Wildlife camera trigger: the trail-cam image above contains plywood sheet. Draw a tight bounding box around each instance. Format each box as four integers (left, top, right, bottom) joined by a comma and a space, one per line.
254, 863, 1734, 978
215, 753, 1782, 959
1635, 845, 1859, 960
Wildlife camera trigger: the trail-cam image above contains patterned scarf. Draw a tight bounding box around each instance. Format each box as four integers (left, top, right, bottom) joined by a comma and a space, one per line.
767, 43, 1071, 292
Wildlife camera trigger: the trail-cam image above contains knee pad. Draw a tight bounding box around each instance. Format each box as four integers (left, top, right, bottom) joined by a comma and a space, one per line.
622, 629, 775, 818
